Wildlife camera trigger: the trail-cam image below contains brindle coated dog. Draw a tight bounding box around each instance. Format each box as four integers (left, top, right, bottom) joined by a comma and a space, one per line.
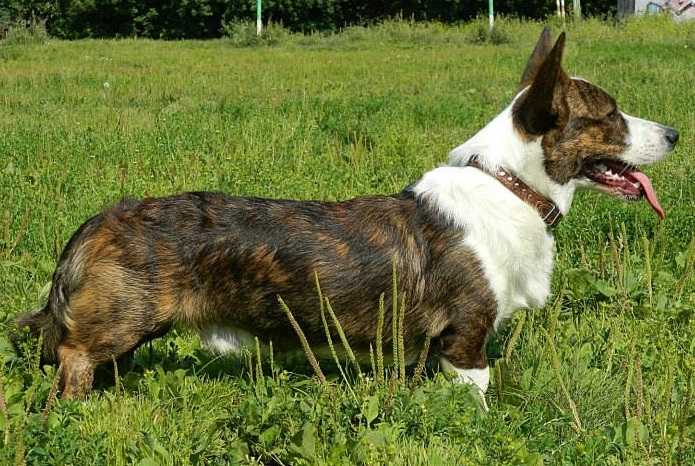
16, 29, 678, 400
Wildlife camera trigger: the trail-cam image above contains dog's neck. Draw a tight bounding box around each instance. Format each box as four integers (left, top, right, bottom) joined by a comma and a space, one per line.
466, 156, 563, 227
448, 99, 577, 215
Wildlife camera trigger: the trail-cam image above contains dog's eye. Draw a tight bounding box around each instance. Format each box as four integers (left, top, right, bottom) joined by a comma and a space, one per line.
607, 108, 619, 119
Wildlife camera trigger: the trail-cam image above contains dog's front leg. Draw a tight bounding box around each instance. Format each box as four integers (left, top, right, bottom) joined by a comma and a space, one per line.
439, 358, 489, 394
437, 314, 492, 410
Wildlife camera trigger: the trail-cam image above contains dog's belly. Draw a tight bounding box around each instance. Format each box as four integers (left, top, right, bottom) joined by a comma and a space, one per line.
198, 324, 256, 354
199, 322, 421, 367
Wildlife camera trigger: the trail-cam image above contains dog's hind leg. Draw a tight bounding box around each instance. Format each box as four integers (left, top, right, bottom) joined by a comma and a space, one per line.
55, 280, 174, 399
58, 345, 95, 399
56, 316, 168, 399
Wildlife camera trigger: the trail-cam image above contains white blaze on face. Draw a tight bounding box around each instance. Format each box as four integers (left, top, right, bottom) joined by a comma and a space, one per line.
620, 112, 673, 166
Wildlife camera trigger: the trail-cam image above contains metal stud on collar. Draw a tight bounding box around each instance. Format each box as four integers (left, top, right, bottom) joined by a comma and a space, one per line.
467, 156, 563, 228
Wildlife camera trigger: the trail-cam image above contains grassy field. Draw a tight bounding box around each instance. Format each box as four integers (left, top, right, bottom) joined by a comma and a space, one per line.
1, 16, 694, 465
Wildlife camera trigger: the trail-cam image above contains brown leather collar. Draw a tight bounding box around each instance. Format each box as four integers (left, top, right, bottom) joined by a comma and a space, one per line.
467, 156, 563, 228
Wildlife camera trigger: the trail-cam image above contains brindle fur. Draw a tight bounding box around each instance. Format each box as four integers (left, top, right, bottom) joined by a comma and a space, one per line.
17, 191, 496, 398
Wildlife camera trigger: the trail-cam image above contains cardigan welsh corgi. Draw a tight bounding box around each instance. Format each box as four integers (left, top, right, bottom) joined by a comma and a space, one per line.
16, 28, 678, 400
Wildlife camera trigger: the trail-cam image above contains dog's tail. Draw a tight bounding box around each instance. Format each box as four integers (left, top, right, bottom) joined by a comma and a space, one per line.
13, 214, 106, 364
14, 298, 65, 364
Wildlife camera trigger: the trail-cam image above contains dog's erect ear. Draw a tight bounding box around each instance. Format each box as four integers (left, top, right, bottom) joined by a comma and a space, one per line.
519, 27, 554, 90
513, 32, 568, 136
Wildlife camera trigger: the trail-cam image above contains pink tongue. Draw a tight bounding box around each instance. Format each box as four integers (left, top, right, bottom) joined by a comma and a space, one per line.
629, 171, 665, 220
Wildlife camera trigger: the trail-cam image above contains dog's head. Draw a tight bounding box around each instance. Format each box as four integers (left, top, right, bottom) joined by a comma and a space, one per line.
512, 28, 678, 219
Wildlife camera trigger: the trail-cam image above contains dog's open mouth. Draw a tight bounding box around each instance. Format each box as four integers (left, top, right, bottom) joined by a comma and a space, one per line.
584, 159, 665, 219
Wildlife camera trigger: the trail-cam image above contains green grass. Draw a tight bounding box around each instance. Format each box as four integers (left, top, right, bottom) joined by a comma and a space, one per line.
1, 16, 694, 465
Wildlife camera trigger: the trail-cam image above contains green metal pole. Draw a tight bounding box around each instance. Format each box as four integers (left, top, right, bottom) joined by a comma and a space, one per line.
488, 0, 494, 32
256, 0, 262, 36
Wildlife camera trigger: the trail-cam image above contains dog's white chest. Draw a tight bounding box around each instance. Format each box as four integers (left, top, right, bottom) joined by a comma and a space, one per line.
414, 167, 555, 327
465, 205, 555, 327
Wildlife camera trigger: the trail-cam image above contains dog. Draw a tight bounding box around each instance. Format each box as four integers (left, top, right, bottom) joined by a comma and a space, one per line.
16, 28, 678, 400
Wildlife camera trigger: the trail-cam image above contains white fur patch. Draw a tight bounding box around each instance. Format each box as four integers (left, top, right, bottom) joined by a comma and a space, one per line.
413, 166, 555, 327
440, 357, 490, 393
620, 112, 672, 166
199, 324, 255, 354
440, 358, 490, 410
415, 100, 562, 328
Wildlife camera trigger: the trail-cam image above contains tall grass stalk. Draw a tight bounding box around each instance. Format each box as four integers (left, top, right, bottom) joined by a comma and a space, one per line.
642, 236, 653, 307
494, 362, 503, 402
677, 360, 694, 463
254, 336, 267, 396
278, 296, 326, 383
0, 369, 6, 419
375, 293, 385, 383
634, 354, 644, 421
23, 331, 44, 412
254, 337, 263, 379
42, 363, 62, 420
369, 344, 376, 380
504, 311, 526, 361
624, 346, 634, 420
0, 361, 8, 447
609, 227, 623, 289
324, 297, 362, 377
391, 256, 399, 376
315, 274, 351, 388
13, 427, 25, 466
675, 235, 695, 299
545, 300, 583, 433
398, 293, 406, 382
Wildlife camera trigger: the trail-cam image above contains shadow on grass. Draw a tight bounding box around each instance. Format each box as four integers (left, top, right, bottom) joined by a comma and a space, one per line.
91, 323, 515, 395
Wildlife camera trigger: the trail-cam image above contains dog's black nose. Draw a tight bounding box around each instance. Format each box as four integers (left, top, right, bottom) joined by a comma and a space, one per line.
665, 128, 679, 146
